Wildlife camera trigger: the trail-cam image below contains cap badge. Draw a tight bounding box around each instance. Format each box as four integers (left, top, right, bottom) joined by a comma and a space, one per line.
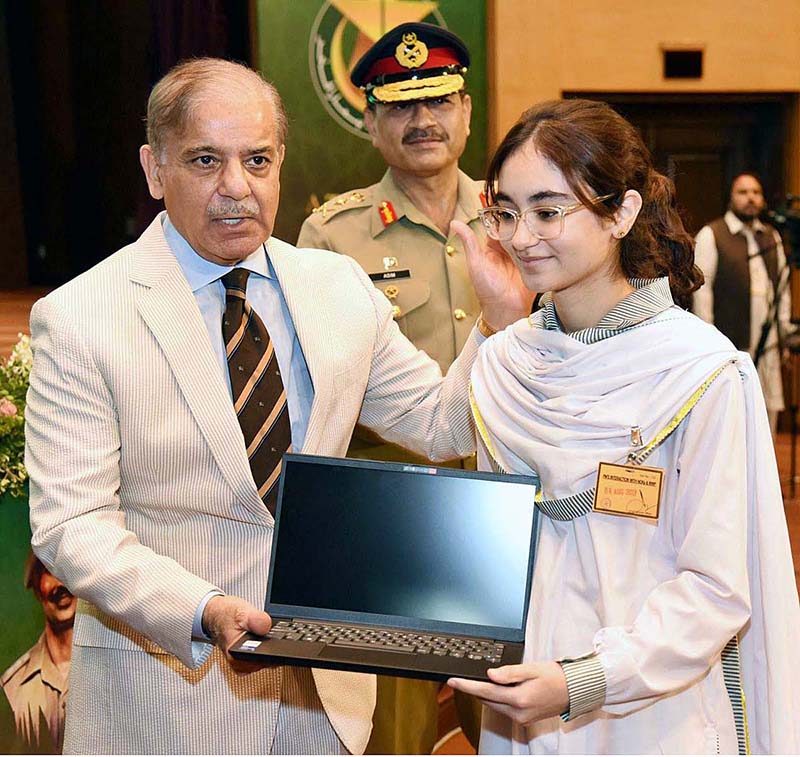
395, 32, 429, 70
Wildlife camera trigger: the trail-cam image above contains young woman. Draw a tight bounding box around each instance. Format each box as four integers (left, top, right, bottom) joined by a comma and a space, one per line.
448, 99, 800, 754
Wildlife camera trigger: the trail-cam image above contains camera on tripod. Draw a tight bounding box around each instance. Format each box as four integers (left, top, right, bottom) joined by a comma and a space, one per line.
768, 195, 800, 326
768, 194, 800, 492
768, 194, 800, 227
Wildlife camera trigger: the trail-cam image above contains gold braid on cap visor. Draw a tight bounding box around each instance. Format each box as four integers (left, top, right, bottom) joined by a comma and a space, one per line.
371, 73, 465, 103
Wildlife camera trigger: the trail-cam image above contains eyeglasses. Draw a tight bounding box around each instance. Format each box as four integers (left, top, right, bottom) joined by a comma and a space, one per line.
478, 193, 616, 242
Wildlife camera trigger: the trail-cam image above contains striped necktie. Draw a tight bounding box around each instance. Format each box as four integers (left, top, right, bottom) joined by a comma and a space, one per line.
222, 268, 291, 514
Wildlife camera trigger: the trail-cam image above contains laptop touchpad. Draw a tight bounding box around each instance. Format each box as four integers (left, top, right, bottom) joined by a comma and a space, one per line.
266, 639, 325, 658
318, 645, 404, 663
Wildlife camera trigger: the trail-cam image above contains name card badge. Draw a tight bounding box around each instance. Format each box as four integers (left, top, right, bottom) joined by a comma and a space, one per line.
593, 462, 664, 520
369, 269, 411, 282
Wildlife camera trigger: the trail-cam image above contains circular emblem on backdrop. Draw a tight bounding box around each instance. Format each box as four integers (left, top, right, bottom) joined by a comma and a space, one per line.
308, 1, 446, 139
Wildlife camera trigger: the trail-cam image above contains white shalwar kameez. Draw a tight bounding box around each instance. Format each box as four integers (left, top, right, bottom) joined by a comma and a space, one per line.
471, 278, 800, 754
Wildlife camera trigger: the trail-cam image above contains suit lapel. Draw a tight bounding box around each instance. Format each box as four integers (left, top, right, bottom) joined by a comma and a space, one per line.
130, 216, 269, 522
266, 239, 334, 455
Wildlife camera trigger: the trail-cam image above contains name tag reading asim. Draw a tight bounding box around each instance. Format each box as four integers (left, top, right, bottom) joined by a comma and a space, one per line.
369, 269, 411, 282
593, 462, 664, 520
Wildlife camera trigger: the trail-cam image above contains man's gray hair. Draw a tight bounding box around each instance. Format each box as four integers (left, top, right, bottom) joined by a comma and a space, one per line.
145, 58, 288, 161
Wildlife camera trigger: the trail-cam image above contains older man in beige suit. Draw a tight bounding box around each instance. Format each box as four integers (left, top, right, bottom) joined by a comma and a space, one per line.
24, 59, 530, 754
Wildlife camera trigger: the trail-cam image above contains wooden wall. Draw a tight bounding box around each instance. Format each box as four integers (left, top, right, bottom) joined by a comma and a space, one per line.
487, 0, 800, 191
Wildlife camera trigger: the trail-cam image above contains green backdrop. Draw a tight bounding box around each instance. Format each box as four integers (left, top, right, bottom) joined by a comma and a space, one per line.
0, 494, 42, 676
255, 0, 488, 244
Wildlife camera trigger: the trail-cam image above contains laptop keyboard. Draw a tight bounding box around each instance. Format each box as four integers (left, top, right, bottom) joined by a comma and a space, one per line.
269, 620, 504, 663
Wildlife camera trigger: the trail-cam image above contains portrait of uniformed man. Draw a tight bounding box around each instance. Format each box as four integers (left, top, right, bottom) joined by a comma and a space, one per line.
297, 21, 484, 755
1, 552, 76, 753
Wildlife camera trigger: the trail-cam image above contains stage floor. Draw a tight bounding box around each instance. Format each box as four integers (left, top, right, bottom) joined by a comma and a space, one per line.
0, 288, 49, 357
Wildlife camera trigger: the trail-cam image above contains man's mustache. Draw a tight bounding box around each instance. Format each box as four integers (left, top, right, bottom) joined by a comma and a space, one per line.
207, 201, 259, 218
402, 128, 446, 145
47, 584, 74, 604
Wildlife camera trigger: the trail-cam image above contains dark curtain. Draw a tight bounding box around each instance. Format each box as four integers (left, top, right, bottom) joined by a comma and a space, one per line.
137, 0, 251, 234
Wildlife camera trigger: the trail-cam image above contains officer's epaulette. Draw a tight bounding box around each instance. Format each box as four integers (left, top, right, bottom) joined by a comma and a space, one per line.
0, 650, 31, 685
311, 190, 370, 223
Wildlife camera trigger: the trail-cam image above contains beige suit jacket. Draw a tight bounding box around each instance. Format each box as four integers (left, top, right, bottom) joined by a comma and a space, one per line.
25, 214, 478, 754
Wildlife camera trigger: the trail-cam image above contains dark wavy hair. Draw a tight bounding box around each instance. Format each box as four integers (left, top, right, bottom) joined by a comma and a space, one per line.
485, 99, 703, 308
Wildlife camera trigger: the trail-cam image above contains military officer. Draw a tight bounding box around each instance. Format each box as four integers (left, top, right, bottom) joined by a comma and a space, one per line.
297, 22, 483, 754
298, 22, 484, 376
1, 553, 76, 753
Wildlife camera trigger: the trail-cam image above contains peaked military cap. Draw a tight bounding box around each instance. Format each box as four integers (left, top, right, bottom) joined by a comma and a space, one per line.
350, 22, 469, 106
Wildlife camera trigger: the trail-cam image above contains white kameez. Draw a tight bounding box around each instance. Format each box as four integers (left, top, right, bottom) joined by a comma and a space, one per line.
471, 301, 800, 755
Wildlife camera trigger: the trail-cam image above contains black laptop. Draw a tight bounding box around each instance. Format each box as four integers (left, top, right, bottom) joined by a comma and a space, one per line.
230, 453, 538, 682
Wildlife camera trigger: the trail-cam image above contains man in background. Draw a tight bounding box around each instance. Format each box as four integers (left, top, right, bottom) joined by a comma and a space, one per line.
298, 22, 484, 754
1, 553, 76, 753
694, 172, 790, 433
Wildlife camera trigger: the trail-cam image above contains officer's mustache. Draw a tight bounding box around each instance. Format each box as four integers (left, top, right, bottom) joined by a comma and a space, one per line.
207, 201, 260, 218
403, 128, 446, 144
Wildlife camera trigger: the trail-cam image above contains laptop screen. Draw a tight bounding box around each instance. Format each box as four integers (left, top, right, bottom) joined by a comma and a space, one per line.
266, 455, 537, 639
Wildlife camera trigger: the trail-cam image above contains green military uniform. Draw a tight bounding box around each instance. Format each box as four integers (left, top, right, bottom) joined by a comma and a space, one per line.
1, 634, 68, 753
298, 168, 485, 754
301, 19, 484, 755
298, 167, 485, 369
298, 168, 485, 463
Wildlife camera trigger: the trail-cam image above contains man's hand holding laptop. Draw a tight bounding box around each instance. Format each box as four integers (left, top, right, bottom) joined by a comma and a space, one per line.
203, 595, 274, 674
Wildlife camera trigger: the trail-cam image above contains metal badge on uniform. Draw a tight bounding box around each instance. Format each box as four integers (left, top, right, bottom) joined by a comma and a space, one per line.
592, 462, 664, 520
382, 285, 401, 318
369, 269, 411, 282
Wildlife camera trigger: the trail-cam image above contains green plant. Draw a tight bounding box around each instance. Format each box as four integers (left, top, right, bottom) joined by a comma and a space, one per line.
0, 334, 32, 498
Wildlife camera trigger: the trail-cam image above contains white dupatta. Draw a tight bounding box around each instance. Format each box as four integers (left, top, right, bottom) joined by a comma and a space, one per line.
472, 303, 800, 753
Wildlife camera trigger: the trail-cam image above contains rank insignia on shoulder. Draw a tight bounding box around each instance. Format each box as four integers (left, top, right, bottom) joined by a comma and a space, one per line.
311, 191, 368, 219
378, 200, 398, 227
